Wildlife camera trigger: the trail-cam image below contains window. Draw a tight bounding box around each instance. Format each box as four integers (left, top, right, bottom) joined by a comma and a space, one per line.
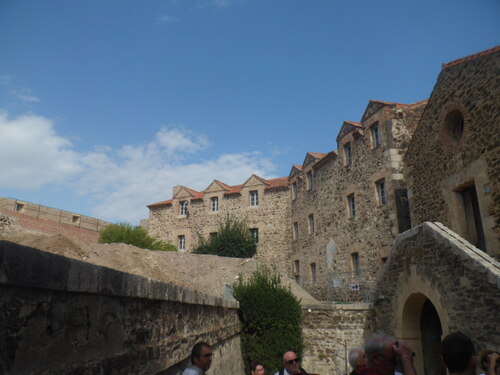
293, 222, 299, 241
344, 142, 352, 166
250, 190, 259, 206
351, 252, 360, 277
371, 122, 381, 147
294, 260, 300, 284
310, 263, 317, 284
292, 181, 297, 200
179, 200, 188, 215
377, 180, 387, 205
308, 214, 315, 234
347, 194, 356, 218
210, 197, 218, 212
178, 235, 185, 250
458, 184, 486, 251
72, 215, 80, 224
250, 228, 259, 244
306, 171, 313, 190
14, 203, 24, 212
445, 110, 464, 141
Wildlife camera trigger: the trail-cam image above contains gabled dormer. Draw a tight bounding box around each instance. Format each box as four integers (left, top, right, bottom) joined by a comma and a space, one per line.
172, 185, 203, 201
336, 121, 362, 143
204, 179, 231, 194
302, 152, 326, 168
361, 100, 399, 123
242, 174, 271, 189
289, 164, 303, 179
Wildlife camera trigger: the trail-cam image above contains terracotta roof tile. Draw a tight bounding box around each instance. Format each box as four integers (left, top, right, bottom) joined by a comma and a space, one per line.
307, 152, 327, 159
183, 186, 204, 199
343, 120, 362, 127
265, 177, 289, 190
313, 150, 338, 170
212, 179, 231, 191
292, 164, 303, 171
223, 184, 243, 195
442, 46, 500, 69
147, 199, 172, 208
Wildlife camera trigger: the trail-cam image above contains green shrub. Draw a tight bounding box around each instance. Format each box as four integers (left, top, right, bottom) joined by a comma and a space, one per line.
193, 215, 256, 258
233, 265, 303, 374
99, 222, 176, 251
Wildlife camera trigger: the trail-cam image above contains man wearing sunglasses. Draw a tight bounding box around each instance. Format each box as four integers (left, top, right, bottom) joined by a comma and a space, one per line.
274, 351, 309, 375
360, 333, 416, 375
182, 342, 213, 375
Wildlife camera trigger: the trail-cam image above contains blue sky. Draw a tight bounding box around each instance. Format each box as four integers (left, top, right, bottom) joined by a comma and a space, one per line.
0, 0, 498, 224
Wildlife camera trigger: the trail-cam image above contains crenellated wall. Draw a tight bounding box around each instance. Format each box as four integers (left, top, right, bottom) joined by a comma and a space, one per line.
0, 240, 244, 375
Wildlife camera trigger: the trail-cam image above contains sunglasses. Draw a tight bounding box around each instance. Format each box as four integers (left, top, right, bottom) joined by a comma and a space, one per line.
286, 358, 300, 365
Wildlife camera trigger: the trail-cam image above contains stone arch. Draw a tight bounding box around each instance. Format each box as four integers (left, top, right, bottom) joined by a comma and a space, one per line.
394, 266, 449, 375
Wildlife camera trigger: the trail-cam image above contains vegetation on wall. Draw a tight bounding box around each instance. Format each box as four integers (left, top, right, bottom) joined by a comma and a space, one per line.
233, 265, 303, 374
193, 215, 257, 258
99, 223, 176, 251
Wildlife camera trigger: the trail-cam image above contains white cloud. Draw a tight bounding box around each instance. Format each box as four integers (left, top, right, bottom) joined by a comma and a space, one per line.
10, 89, 41, 103
0, 110, 277, 224
0, 111, 80, 189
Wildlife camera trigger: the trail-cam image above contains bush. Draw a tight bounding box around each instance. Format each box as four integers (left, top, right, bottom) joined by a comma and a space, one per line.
233, 265, 303, 374
99, 223, 176, 251
193, 215, 256, 258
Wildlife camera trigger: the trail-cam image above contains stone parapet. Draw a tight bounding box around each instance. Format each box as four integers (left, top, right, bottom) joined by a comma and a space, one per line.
0, 240, 242, 375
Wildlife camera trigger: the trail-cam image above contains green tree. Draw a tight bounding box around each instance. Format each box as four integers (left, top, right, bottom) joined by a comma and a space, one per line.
99, 222, 176, 251
233, 265, 303, 374
193, 215, 257, 258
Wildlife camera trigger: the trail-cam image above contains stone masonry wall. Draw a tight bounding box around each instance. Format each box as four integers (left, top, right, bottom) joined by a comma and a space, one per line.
404, 48, 500, 257
0, 196, 109, 233
290, 102, 426, 301
301, 304, 372, 375
372, 222, 500, 371
0, 240, 243, 375
148, 185, 291, 273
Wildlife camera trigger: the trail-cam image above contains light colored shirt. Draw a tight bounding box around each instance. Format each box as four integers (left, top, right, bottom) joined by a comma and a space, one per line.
273, 369, 292, 375
182, 365, 204, 375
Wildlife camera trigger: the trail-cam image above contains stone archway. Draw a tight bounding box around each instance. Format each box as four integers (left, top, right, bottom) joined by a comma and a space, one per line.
398, 293, 446, 375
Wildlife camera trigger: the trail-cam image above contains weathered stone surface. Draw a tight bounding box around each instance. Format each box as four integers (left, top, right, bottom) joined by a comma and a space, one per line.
0, 240, 243, 375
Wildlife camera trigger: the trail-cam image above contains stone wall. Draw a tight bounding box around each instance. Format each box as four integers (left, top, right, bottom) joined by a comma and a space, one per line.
301, 303, 372, 375
372, 222, 500, 375
404, 47, 500, 257
290, 101, 426, 300
148, 177, 292, 273
0, 196, 109, 233
0, 240, 243, 375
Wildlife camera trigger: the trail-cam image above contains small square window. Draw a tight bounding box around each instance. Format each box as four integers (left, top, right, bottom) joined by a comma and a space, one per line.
179, 201, 188, 215
371, 122, 381, 148
347, 194, 356, 218
72, 215, 80, 224
210, 197, 219, 212
344, 142, 352, 166
376, 180, 387, 205
308, 214, 315, 234
250, 190, 259, 206
14, 203, 25, 212
178, 235, 185, 250
250, 228, 259, 244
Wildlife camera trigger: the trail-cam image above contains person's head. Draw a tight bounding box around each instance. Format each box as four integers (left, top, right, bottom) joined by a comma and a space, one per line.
441, 332, 476, 374
191, 342, 213, 372
250, 360, 265, 375
364, 333, 397, 375
349, 348, 367, 370
283, 351, 301, 375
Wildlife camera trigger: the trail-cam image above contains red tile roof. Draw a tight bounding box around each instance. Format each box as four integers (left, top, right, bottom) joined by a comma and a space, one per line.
442, 46, 500, 69
183, 186, 204, 199
343, 120, 362, 127
307, 152, 327, 159
147, 199, 172, 208
313, 150, 338, 170
266, 177, 289, 190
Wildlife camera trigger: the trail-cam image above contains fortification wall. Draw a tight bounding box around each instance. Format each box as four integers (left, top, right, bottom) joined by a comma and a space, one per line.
0, 196, 108, 233
0, 240, 243, 375
301, 303, 372, 375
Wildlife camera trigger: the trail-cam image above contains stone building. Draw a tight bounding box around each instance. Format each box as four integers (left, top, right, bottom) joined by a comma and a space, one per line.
404, 46, 500, 258
147, 175, 291, 267
290, 100, 427, 300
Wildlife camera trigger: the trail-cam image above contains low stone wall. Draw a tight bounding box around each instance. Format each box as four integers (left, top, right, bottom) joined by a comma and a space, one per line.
0, 196, 109, 233
301, 303, 372, 375
0, 240, 244, 375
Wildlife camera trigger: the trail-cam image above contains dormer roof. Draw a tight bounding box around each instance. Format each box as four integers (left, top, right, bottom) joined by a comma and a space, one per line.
336, 121, 362, 142
147, 199, 172, 208
289, 164, 303, 178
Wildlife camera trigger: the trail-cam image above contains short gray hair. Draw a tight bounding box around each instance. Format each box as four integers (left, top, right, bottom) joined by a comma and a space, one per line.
348, 348, 363, 368
364, 333, 395, 365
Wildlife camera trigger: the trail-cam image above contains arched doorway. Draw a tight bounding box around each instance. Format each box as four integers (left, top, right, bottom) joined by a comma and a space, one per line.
399, 293, 446, 375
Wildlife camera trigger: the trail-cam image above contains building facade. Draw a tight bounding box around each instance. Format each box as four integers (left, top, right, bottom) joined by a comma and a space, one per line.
147, 175, 292, 268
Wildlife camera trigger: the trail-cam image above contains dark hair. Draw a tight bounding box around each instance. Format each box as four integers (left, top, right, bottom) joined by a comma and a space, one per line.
441, 332, 476, 372
191, 342, 211, 363
250, 360, 264, 372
